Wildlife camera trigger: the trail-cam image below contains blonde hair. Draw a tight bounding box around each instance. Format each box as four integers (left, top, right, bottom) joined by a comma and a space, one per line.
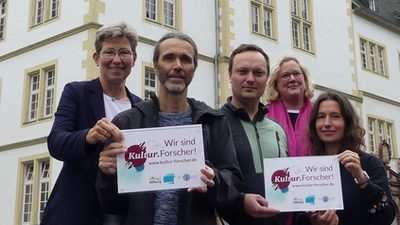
266, 56, 314, 101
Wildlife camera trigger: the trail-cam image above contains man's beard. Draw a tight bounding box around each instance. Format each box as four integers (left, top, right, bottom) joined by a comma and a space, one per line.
164, 82, 187, 95
159, 73, 193, 95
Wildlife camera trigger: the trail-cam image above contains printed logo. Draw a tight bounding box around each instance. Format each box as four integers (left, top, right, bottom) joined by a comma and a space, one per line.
322, 196, 329, 202
183, 173, 191, 181
163, 173, 175, 184
271, 168, 290, 192
125, 142, 147, 171
149, 176, 162, 184
305, 195, 315, 205
292, 197, 304, 204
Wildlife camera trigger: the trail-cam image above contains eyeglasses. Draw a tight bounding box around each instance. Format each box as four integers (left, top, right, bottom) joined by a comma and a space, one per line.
279, 71, 303, 80
100, 49, 134, 60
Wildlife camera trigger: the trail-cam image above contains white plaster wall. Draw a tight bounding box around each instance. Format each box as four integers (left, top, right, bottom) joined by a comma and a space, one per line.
311, 0, 354, 94
0, 33, 89, 146
181, 0, 217, 58
0, 1, 88, 54
187, 60, 216, 107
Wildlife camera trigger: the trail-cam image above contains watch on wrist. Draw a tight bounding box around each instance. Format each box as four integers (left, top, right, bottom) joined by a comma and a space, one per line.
354, 170, 370, 187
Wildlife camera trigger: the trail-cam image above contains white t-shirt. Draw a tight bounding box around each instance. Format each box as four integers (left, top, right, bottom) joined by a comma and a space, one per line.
103, 94, 131, 120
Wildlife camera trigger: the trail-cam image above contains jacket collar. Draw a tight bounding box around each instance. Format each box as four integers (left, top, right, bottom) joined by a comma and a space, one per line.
89, 78, 106, 120
134, 93, 223, 124
224, 96, 268, 122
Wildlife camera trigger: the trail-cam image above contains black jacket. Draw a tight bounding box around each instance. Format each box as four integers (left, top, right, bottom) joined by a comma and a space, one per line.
41, 78, 141, 225
96, 97, 243, 225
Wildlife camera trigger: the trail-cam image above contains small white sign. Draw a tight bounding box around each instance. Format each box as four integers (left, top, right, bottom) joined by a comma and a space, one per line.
117, 124, 206, 193
264, 155, 343, 212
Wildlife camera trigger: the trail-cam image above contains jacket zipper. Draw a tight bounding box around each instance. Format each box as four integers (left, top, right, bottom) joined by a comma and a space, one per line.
253, 123, 264, 172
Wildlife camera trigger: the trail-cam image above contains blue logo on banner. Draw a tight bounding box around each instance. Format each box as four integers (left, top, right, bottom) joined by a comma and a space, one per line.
163, 173, 175, 184
305, 195, 315, 205
183, 174, 191, 181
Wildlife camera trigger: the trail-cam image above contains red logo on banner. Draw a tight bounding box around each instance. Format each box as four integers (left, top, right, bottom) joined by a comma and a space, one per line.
125, 142, 147, 171
271, 168, 290, 192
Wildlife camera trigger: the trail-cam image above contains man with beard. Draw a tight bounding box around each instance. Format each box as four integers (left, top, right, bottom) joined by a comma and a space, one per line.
95, 32, 243, 225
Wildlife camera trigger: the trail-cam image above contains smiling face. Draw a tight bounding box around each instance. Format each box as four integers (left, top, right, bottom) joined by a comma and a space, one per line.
93, 36, 136, 85
154, 38, 196, 95
230, 51, 268, 105
277, 60, 306, 101
316, 100, 346, 152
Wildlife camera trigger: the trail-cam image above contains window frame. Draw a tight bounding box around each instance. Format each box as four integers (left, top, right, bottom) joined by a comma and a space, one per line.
367, 116, 397, 158
22, 163, 34, 225
250, 0, 276, 39
37, 161, 50, 222
368, 119, 376, 152
23, 61, 57, 125
28, 73, 40, 122
143, 66, 158, 100
15, 154, 51, 225
359, 37, 387, 76
369, 0, 376, 11
30, 0, 59, 27
0, 0, 6, 40
290, 0, 314, 53
144, 0, 179, 29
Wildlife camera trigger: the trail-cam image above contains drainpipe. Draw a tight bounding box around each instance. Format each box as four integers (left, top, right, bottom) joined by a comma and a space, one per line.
214, 0, 220, 109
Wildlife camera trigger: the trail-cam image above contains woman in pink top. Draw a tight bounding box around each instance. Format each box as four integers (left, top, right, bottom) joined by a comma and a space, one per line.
266, 56, 314, 157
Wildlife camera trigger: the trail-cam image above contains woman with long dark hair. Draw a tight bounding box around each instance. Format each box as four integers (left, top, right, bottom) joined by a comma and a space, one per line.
305, 92, 396, 225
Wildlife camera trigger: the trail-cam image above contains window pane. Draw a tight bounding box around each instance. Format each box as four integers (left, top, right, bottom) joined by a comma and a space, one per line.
368, 119, 376, 152
387, 124, 393, 152
164, 0, 175, 27
263, 8, 272, 37
360, 40, 367, 69
0, 1, 6, 39
378, 121, 384, 142
144, 68, 157, 100
303, 25, 311, 51
38, 161, 50, 223
50, 0, 59, 19
369, 44, 376, 72
378, 47, 385, 75
145, 0, 157, 21
291, 0, 298, 16
369, 0, 376, 11
302, 0, 309, 20
29, 74, 40, 121
292, 21, 299, 47
251, 4, 259, 32
22, 164, 34, 223
35, 0, 44, 25
44, 68, 55, 117
144, 90, 152, 100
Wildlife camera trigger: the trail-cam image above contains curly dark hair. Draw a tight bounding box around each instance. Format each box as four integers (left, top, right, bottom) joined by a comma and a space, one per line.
309, 92, 365, 156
